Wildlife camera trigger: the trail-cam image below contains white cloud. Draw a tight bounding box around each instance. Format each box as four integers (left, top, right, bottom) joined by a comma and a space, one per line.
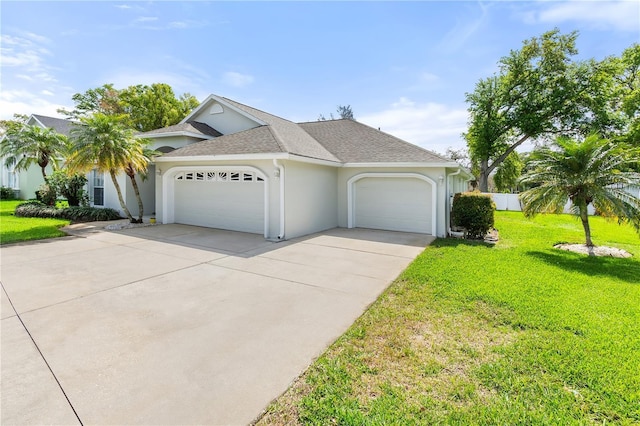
438, 2, 491, 52
223, 71, 255, 88
115, 4, 132, 9
528, 0, 639, 31
41, 90, 54, 96
0, 90, 70, 119
134, 16, 159, 23
359, 97, 469, 155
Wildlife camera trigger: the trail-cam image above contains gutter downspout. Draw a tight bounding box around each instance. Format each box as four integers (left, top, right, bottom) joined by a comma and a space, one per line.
273, 159, 285, 240
446, 168, 462, 236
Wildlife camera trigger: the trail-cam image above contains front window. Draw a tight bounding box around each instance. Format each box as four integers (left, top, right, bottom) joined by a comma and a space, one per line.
90, 169, 104, 206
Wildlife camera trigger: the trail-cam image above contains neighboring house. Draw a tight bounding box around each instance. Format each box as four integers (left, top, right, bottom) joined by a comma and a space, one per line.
0, 115, 73, 201
146, 94, 472, 239
0, 114, 147, 216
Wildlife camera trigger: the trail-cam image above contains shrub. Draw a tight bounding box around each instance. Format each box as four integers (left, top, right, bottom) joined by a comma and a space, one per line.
14, 202, 121, 222
451, 192, 496, 239
35, 183, 57, 206
0, 186, 16, 200
47, 171, 89, 207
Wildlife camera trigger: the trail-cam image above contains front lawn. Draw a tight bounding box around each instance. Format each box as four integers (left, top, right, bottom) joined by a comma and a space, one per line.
0, 200, 70, 245
258, 211, 640, 425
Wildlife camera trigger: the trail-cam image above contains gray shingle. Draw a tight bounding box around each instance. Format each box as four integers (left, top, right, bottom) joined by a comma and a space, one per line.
298, 119, 451, 163
221, 97, 340, 162
32, 114, 77, 136
162, 126, 284, 157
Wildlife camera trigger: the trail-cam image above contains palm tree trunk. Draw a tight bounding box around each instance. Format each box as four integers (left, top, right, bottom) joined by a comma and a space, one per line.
128, 173, 144, 223
109, 170, 134, 222
579, 204, 594, 247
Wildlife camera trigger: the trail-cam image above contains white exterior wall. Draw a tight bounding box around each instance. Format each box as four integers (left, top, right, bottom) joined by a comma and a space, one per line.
11, 164, 53, 200
155, 159, 281, 238
337, 167, 448, 237
281, 161, 338, 239
100, 172, 127, 216
124, 165, 156, 217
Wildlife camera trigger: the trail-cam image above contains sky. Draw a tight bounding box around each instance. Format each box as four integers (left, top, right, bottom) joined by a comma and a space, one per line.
1, 1, 639, 155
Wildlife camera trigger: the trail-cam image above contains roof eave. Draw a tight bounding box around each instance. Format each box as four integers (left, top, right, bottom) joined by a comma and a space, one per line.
138, 131, 214, 140
342, 161, 464, 168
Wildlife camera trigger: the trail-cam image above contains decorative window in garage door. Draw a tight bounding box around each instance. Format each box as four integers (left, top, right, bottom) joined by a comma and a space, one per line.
175, 171, 264, 182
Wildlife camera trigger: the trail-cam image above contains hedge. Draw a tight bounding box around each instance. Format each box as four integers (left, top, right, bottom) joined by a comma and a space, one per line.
14, 201, 121, 222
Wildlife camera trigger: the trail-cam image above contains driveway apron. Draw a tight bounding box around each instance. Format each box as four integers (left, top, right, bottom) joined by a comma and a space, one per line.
1, 225, 434, 425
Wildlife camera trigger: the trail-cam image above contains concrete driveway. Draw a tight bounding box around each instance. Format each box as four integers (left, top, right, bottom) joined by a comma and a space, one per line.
1, 224, 434, 425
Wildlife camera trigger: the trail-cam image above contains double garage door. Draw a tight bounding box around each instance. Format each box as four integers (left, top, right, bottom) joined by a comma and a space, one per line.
354, 177, 433, 234
173, 170, 264, 234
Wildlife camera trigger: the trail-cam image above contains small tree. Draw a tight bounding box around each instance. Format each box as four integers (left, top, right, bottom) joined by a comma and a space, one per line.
47, 170, 88, 206
520, 134, 640, 246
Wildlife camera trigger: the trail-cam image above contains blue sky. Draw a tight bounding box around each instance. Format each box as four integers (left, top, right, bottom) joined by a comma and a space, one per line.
1, 1, 638, 154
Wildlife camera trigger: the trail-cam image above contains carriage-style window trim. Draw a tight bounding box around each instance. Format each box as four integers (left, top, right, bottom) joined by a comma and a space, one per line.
175, 169, 263, 183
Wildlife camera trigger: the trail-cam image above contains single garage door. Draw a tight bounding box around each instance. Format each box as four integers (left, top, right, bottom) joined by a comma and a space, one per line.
354, 177, 432, 234
173, 170, 264, 234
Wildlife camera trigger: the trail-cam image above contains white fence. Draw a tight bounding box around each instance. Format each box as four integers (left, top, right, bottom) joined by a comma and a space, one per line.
483, 193, 596, 215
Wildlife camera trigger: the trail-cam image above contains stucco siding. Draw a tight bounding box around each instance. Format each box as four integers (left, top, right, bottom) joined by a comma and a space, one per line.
338, 167, 448, 237
281, 161, 338, 239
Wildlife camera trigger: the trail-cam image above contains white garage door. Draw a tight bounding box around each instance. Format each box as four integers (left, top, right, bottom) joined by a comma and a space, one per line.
354, 177, 432, 234
173, 170, 264, 234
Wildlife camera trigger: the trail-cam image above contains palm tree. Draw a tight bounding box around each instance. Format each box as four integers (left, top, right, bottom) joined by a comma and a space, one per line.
0, 124, 69, 179
67, 114, 149, 223
123, 144, 156, 223
520, 134, 640, 246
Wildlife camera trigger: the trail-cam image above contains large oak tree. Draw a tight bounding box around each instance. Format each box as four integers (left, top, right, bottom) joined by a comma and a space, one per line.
464, 30, 635, 192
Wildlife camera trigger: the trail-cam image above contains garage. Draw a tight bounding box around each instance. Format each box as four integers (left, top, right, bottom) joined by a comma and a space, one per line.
352, 175, 434, 234
172, 169, 265, 234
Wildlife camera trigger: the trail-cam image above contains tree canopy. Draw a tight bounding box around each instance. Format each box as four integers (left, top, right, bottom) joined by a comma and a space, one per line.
67, 113, 148, 222
318, 105, 355, 121
464, 30, 638, 191
59, 83, 199, 132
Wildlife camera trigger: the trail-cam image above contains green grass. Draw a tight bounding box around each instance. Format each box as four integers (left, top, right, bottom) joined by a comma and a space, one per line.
0, 200, 70, 245
258, 212, 640, 425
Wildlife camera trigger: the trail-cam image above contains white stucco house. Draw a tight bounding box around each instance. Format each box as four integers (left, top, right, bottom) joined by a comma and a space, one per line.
2, 94, 472, 239
145, 95, 472, 239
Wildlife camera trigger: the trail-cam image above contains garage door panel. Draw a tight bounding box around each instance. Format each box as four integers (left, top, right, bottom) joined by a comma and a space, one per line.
174, 180, 263, 234
355, 177, 432, 234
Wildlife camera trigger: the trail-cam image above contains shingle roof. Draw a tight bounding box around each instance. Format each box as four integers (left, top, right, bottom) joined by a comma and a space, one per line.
154, 95, 456, 165
31, 114, 77, 136
298, 119, 451, 163
163, 126, 284, 157
221, 97, 340, 162
139, 121, 222, 137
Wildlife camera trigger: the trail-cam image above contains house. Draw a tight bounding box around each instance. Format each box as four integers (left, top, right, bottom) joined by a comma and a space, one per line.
0, 114, 147, 215
3, 95, 472, 239
145, 95, 472, 239
1, 114, 75, 201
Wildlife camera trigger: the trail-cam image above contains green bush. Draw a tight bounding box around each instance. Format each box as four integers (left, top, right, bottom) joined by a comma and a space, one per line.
47, 171, 89, 207
0, 186, 16, 200
35, 183, 57, 206
451, 192, 496, 239
14, 202, 121, 222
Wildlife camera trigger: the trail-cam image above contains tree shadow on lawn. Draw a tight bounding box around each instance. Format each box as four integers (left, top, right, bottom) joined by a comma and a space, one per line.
433, 237, 497, 249
526, 250, 640, 284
